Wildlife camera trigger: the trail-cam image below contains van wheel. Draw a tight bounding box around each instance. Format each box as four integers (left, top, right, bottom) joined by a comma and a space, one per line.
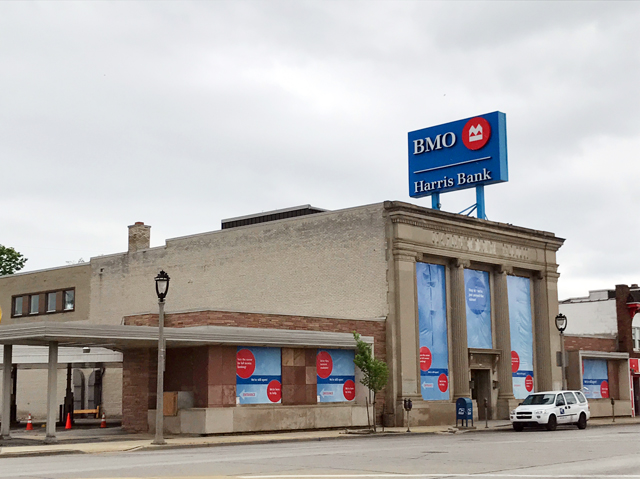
577, 413, 587, 430
513, 423, 524, 432
546, 415, 557, 431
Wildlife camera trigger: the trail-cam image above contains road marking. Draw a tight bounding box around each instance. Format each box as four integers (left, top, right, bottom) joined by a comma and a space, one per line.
239, 475, 640, 478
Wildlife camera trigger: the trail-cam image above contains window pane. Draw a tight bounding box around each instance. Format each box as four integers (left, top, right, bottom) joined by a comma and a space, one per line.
47, 292, 56, 312
13, 297, 23, 316
64, 290, 75, 310
564, 392, 577, 404
30, 295, 39, 314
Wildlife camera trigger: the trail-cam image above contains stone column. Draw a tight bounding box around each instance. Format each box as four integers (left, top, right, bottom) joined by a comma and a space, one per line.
450, 258, 470, 400
533, 272, 552, 392
494, 266, 515, 418
546, 271, 563, 390
45, 341, 58, 443
1, 345, 12, 439
394, 250, 420, 399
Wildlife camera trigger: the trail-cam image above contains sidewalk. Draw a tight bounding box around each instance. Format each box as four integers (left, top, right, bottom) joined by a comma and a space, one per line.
1, 416, 638, 458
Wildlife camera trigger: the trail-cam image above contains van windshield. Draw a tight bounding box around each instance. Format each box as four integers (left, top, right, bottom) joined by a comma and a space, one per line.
521, 393, 556, 405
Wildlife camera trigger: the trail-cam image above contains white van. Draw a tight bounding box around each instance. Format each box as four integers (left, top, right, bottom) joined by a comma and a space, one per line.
510, 390, 590, 431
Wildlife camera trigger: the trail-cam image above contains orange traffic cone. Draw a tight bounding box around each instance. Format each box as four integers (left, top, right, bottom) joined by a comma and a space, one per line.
100, 412, 106, 428
26, 414, 33, 431
65, 412, 72, 430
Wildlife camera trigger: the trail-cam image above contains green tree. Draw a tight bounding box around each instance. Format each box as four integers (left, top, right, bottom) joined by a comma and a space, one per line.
0, 245, 27, 276
353, 332, 389, 432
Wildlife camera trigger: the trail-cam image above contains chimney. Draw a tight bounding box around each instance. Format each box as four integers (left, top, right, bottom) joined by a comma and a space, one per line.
128, 222, 151, 253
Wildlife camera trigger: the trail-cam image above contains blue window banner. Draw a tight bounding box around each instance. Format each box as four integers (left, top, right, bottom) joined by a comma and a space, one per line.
582, 359, 609, 398
236, 346, 282, 404
464, 269, 492, 349
317, 349, 356, 402
416, 263, 450, 400
507, 276, 534, 399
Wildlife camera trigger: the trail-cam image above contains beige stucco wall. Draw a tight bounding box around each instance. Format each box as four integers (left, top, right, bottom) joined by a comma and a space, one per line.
0, 263, 91, 325
89, 204, 389, 325
149, 404, 370, 435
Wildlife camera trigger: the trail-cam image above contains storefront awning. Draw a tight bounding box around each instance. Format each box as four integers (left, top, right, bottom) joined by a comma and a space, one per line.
0, 322, 370, 351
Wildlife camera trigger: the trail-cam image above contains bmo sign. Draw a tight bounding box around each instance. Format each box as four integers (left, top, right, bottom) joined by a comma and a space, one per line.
408, 112, 508, 198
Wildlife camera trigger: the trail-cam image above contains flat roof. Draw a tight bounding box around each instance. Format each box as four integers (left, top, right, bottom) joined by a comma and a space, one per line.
0, 322, 370, 352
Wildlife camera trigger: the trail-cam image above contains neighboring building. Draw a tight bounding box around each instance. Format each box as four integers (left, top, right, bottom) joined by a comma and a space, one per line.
559, 285, 640, 417
0, 263, 122, 422
0, 201, 566, 435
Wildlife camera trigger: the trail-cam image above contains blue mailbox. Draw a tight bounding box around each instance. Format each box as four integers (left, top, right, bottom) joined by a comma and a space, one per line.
456, 397, 473, 427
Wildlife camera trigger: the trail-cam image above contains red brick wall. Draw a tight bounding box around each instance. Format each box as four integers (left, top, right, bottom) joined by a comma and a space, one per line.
122, 310, 387, 430
125, 310, 385, 363
282, 348, 316, 405
616, 285, 634, 354
122, 348, 156, 432
165, 347, 195, 392
207, 345, 237, 407
192, 347, 209, 408
608, 360, 620, 400
564, 336, 617, 352
164, 346, 210, 408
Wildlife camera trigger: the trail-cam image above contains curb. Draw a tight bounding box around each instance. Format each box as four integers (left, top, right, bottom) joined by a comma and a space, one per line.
0, 420, 637, 458
0, 449, 85, 459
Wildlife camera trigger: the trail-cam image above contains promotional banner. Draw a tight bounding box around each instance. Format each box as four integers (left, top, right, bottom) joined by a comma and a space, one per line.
507, 276, 534, 399
464, 269, 492, 349
416, 262, 450, 400
582, 358, 609, 398
236, 346, 282, 404
317, 349, 356, 402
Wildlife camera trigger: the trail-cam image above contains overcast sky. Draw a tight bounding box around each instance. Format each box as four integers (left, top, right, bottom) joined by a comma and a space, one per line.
2, 1, 639, 300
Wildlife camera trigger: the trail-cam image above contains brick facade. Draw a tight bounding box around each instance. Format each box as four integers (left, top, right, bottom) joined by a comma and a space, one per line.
121, 310, 386, 432
122, 348, 157, 432
616, 284, 634, 354
564, 336, 617, 353
282, 348, 316, 405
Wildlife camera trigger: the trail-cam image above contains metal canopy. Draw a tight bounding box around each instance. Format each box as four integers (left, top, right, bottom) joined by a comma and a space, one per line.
0, 322, 369, 351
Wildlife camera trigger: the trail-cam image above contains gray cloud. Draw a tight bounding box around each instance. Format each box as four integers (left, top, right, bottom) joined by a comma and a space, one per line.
1, 1, 639, 300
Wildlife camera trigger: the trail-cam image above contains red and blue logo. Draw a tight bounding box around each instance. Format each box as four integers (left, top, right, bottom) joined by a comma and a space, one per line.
462, 117, 491, 150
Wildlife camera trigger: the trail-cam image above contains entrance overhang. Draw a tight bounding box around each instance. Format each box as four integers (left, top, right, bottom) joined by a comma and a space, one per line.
0, 322, 371, 350
0, 322, 369, 442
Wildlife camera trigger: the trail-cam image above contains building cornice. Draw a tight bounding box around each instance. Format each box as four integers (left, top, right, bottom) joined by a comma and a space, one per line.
385, 201, 564, 252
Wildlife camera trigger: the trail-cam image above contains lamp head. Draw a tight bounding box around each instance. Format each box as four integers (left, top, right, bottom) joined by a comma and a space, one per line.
555, 313, 567, 333
155, 270, 170, 301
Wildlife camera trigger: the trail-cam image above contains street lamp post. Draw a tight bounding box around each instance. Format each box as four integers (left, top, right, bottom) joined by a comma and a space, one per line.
152, 270, 170, 445
555, 313, 568, 390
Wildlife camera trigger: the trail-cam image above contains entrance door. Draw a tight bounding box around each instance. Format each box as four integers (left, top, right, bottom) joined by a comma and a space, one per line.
634, 376, 640, 416
471, 369, 492, 420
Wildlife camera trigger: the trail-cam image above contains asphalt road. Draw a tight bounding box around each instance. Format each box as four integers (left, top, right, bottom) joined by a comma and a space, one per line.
2, 423, 640, 479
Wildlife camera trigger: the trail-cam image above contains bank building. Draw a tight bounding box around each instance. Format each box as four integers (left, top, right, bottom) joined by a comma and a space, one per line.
0, 200, 569, 437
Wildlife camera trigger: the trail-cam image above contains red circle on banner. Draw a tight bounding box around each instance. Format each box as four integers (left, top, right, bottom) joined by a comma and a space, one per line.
438, 374, 449, 392
462, 117, 491, 150
525, 375, 534, 392
267, 380, 282, 402
317, 351, 333, 379
511, 351, 520, 373
600, 381, 609, 398
343, 379, 356, 401
420, 347, 432, 371
236, 349, 256, 379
